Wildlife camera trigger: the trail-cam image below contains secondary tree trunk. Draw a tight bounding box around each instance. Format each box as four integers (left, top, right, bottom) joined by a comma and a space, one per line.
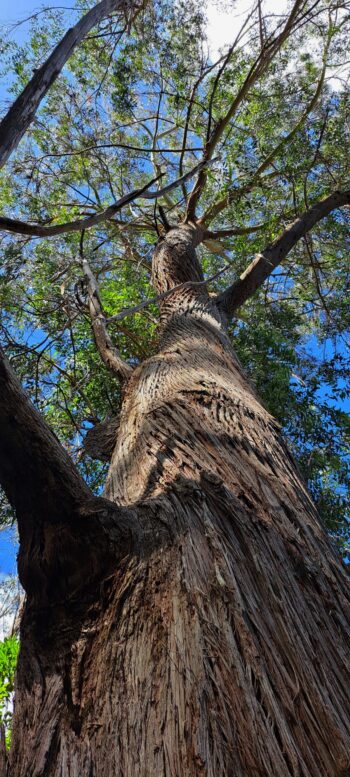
7, 225, 350, 777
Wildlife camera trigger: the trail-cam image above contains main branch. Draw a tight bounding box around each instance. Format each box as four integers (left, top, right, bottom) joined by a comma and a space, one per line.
216, 188, 350, 317
0, 349, 136, 600
0, 348, 90, 522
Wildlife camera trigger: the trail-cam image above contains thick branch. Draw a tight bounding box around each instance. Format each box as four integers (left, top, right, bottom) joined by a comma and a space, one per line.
0, 349, 137, 601
216, 188, 350, 317
203, 222, 268, 239
0, 348, 91, 523
0, 0, 131, 169
0, 160, 213, 238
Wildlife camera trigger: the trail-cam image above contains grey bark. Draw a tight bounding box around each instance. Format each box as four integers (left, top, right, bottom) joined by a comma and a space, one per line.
0, 0, 129, 169
216, 188, 350, 317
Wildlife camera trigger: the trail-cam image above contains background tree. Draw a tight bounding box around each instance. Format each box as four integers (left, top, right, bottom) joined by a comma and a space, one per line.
0, 0, 349, 774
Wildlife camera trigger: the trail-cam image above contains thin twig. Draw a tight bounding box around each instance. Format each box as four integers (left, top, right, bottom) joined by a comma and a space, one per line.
0, 158, 217, 238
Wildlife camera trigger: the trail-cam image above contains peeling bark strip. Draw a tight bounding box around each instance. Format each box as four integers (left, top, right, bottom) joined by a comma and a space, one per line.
0, 0, 130, 169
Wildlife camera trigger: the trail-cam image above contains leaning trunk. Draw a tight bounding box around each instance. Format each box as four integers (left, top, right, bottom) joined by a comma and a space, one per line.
8, 226, 350, 777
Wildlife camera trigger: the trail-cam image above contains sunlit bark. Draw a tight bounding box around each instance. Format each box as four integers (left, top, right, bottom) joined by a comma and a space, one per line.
6, 227, 350, 777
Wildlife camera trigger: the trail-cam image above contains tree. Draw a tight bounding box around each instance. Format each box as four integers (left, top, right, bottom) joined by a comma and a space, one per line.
0, 0, 349, 773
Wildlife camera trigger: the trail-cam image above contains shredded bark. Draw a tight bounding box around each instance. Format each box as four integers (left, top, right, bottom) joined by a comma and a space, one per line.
6, 226, 350, 777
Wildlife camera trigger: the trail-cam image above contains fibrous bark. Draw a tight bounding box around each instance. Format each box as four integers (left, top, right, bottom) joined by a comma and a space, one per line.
83, 415, 120, 461
0, 350, 135, 602
5, 226, 350, 777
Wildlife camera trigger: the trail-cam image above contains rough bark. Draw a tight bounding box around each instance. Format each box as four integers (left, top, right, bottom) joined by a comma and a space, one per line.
6, 226, 350, 777
83, 415, 120, 461
0, 350, 135, 602
0, 727, 6, 777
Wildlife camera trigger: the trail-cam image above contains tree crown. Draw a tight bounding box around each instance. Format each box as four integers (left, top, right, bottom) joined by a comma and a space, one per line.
0, 0, 349, 552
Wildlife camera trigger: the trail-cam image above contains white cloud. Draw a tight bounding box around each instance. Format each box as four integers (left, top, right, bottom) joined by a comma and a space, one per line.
206, 0, 288, 57
206, 0, 349, 92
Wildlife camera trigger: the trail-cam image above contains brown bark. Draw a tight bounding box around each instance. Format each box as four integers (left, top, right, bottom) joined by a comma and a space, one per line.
0, 350, 135, 602
0, 727, 6, 777
83, 415, 120, 461
5, 226, 350, 776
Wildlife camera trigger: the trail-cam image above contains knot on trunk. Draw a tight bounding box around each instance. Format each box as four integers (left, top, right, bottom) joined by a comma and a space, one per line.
84, 415, 119, 461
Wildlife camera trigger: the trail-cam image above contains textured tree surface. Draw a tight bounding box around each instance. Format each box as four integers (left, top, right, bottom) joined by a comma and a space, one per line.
5, 226, 349, 777
1, 0, 350, 773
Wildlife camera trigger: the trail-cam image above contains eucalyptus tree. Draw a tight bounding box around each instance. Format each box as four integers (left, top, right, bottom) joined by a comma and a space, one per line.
0, 0, 349, 774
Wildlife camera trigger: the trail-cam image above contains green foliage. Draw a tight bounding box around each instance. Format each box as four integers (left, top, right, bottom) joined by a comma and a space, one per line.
232, 301, 350, 555
0, 0, 349, 548
0, 636, 19, 748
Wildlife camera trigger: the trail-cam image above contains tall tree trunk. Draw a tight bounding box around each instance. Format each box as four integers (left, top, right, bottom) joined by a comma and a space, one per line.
8, 226, 350, 777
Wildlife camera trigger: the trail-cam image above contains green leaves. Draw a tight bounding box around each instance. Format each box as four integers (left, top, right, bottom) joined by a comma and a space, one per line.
0, 636, 19, 748
0, 0, 349, 548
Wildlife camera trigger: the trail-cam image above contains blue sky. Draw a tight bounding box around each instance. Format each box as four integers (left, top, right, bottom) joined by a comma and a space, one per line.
0, 527, 17, 575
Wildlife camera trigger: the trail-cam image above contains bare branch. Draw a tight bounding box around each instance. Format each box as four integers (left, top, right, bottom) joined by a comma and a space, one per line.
179, 55, 225, 199
0, 159, 216, 238
203, 222, 268, 239
79, 232, 133, 380
205, 5, 257, 145
185, 0, 311, 221
216, 188, 350, 318
202, 21, 331, 225
0, 0, 134, 169
21, 142, 204, 164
